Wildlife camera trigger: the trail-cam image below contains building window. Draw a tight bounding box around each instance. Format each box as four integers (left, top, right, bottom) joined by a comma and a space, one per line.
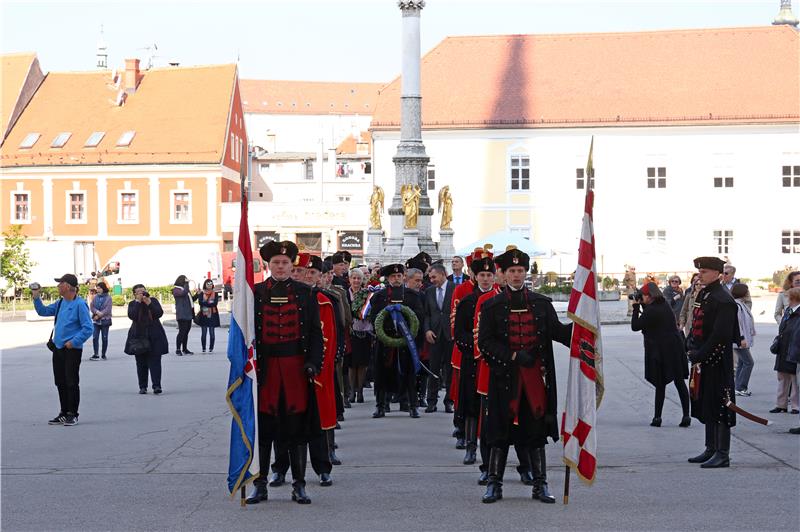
364, 161, 372, 174
305, 161, 314, 180
337, 195, 352, 202
576, 167, 596, 190
427, 165, 436, 191
782, 230, 800, 254
782, 165, 800, 187
223, 239, 234, 252
647, 167, 666, 188
11, 192, 30, 223
51, 132, 72, 148
230, 133, 235, 160
19, 133, 40, 149
171, 191, 191, 223
84, 131, 105, 147
118, 191, 138, 223
67, 192, 86, 223
646, 230, 666, 242
116, 131, 135, 147
713, 230, 733, 254
510, 156, 530, 191
296, 232, 322, 251
713, 177, 734, 188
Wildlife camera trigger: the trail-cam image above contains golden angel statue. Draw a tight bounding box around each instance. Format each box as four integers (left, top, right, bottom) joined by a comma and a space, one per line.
438, 185, 453, 230
401, 183, 421, 229
369, 185, 384, 229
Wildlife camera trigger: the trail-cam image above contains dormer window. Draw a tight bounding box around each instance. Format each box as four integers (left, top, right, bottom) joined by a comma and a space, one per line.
19, 133, 40, 149
51, 132, 72, 148
84, 131, 105, 147
116, 131, 135, 147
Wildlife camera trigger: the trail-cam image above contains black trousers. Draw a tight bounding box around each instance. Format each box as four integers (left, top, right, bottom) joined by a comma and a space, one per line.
52, 347, 82, 416
176, 319, 191, 351
134, 351, 162, 389
272, 430, 332, 477
426, 339, 454, 405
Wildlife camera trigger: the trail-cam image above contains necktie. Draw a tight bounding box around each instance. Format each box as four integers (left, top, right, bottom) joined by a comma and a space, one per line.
437, 286, 444, 310
784, 307, 793, 322
455, 275, 461, 285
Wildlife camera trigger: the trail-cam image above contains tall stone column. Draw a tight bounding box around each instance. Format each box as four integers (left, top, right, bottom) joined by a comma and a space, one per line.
384, 0, 437, 259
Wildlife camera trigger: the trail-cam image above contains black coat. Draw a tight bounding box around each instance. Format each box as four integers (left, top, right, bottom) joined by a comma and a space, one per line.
774, 308, 800, 373
453, 287, 482, 418
687, 280, 738, 427
124, 300, 169, 356
423, 281, 454, 341
477, 288, 572, 446
631, 299, 689, 386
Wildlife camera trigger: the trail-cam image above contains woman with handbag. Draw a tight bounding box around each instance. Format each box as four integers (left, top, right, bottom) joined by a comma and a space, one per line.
348, 268, 373, 403
125, 284, 169, 394
89, 282, 113, 360
771, 287, 800, 415
631, 282, 691, 427
192, 279, 220, 353
172, 275, 194, 355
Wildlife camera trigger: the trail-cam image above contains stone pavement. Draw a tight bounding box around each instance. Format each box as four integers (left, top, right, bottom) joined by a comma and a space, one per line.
1, 316, 798, 531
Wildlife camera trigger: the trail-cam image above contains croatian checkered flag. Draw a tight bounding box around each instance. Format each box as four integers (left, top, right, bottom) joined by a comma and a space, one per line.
561, 137, 605, 488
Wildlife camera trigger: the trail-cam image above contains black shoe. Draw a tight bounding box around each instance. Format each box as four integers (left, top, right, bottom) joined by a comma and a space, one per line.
452, 428, 461, 438
372, 406, 385, 418
176, 350, 182, 356
463, 446, 477, 465
478, 470, 489, 485
519, 470, 534, 486
63, 415, 78, 426
792, 409, 800, 415
418, 398, 428, 408
139, 388, 147, 394
291, 483, 311, 504
344, 399, 352, 409
153, 387, 162, 395
700, 451, 730, 468
789, 427, 800, 434
335, 422, 342, 429
319, 473, 332, 486
531, 448, 555, 503
455, 438, 466, 450
445, 403, 454, 414
532, 481, 556, 504
679, 416, 691, 427
183, 350, 194, 355
425, 405, 437, 413
688, 449, 715, 463
337, 413, 344, 422
101, 355, 107, 360
482, 481, 503, 503
410, 407, 420, 418
363, 382, 372, 389
245, 483, 268, 504
90, 355, 100, 360
330, 452, 342, 466
48, 414, 66, 425
356, 390, 364, 403
650, 417, 662, 427
769, 407, 788, 413
268, 472, 285, 487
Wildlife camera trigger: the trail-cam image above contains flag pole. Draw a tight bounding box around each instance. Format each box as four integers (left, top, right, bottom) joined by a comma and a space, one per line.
240, 486, 246, 507
564, 465, 570, 504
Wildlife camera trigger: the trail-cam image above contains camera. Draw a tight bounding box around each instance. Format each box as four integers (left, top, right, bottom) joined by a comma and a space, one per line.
29, 282, 41, 290
627, 289, 643, 302
142, 291, 150, 297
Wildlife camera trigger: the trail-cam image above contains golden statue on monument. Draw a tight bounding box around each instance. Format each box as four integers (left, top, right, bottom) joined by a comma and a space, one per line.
369, 185, 384, 229
438, 185, 453, 230
401, 183, 421, 229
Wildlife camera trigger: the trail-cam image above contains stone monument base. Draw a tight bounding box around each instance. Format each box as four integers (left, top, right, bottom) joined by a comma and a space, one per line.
437, 229, 455, 259
401, 229, 421, 257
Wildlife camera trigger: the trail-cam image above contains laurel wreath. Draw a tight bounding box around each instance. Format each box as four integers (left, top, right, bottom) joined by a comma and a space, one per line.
374, 305, 419, 348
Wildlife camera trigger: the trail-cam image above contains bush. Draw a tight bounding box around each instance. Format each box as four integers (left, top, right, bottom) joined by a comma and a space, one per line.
602, 276, 620, 291
773, 267, 799, 287
112, 295, 126, 306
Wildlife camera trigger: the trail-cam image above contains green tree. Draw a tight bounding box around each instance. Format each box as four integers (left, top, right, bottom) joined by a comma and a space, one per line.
1, 225, 35, 313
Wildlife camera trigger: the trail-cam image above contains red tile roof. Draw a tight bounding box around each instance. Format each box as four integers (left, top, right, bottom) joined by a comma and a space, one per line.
1, 52, 42, 140
240, 80, 383, 115
371, 26, 800, 130
336, 130, 372, 155
1, 63, 239, 167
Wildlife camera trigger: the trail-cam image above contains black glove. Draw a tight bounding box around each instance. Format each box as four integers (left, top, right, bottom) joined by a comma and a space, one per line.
515, 350, 536, 368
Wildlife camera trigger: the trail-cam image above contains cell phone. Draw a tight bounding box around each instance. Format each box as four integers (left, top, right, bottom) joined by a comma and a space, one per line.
142, 291, 150, 297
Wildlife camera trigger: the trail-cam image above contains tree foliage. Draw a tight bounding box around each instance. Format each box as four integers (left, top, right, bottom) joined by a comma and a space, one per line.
0, 225, 35, 294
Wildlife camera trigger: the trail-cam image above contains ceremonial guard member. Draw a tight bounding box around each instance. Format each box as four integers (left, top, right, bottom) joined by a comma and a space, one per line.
369, 263, 425, 418
331, 251, 352, 291
686, 256, 738, 468
477, 248, 572, 503
246, 241, 323, 505
453, 248, 496, 465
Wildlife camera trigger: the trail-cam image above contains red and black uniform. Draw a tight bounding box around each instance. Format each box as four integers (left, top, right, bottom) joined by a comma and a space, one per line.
252, 277, 323, 493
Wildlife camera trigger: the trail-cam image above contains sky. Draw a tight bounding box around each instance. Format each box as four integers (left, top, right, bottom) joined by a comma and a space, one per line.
0, 0, 786, 82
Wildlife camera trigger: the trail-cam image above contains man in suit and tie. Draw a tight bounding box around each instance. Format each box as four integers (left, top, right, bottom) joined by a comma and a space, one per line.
448, 256, 470, 286
423, 263, 455, 413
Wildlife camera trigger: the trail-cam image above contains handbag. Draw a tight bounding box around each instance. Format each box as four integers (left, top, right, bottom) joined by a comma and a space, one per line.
689, 364, 701, 401
127, 335, 151, 356
46, 299, 63, 352
770, 335, 781, 355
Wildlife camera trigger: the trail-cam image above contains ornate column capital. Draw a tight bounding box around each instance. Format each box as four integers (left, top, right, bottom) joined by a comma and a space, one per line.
398, 0, 425, 13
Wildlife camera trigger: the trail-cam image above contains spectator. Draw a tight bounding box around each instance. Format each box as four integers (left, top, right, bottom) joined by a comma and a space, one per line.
771, 287, 800, 415
86, 272, 98, 306
405, 268, 424, 292
448, 256, 469, 286
774, 271, 800, 324
89, 281, 113, 360
722, 264, 751, 309
732, 283, 756, 397
223, 267, 234, 301
193, 279, 220, 353
679, 274, 703, 338
422, 263, 455, 413
125, 284, 169, 394
623, 265, 637, 316
172, 275, 194, 355
348, 268, 372, 404
662, 275, 684, 323
32, 274, 94, 426
784, 288, 800, 434
631, 282, 690, 427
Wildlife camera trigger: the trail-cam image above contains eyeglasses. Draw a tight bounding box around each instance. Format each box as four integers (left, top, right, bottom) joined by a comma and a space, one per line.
670, 280, 680, 284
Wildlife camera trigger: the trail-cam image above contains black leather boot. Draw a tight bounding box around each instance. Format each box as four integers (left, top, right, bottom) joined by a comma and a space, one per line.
372, 390, 386, 418
463, 416, 477, 465
482, 447, 508, 503
531, 447, 555, 503
516, 445, 534, 485
478, 470, 489, 485
688, 423, 716, 463
268, 471, 285, 487
245, 481, 268, 504
327, 430, 342, 466
357, 389, 364, 403
701, 423, 730, 468
290, 444, 311, 504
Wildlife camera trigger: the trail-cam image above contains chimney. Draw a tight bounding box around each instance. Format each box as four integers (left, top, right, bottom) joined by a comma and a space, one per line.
124, 58, 142, 94
773, 0, 799, 26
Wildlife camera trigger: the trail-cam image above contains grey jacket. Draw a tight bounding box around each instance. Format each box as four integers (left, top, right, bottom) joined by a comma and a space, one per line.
172, 284, 194, 321
734, 300, 756, 348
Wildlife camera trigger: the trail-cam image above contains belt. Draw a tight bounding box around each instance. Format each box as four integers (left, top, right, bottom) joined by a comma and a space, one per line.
259, 342, 302, 357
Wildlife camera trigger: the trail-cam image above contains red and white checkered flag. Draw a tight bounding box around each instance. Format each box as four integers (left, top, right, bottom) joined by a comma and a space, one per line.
561, 137, 604, 485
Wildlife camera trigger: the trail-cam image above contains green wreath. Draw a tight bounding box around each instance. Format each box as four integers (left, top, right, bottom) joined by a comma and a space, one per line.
375, 305, 420, 348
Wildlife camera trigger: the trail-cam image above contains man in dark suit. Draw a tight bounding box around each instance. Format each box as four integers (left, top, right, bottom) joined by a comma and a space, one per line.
448, 256, 470, 286
423, 263, 455, 413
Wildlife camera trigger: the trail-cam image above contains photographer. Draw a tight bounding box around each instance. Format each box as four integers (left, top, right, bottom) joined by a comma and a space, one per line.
124, 285, 169, 394
631, 282, 690, 428
32, 274, 93, 426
